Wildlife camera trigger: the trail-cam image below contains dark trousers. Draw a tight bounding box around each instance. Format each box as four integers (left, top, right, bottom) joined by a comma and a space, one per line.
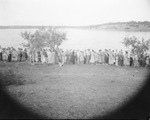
130, 57, 133, 66
19, 54, 22, 62
8, 54, 12, 62
0, 52, 2, 61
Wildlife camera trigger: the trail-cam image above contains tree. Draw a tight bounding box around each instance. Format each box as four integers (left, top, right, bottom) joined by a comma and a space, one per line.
21, 27, 67, 50
43, 27, 67, 49
122, 36, 150, 55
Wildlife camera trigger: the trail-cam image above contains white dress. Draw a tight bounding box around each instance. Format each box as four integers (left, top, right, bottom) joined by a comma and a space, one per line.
90, 51, 95, 63
41, 52, 45, 63
47, 51, 52, 64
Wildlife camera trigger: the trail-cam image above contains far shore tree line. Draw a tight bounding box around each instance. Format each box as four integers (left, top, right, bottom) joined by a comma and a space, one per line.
21, 27, 150, 55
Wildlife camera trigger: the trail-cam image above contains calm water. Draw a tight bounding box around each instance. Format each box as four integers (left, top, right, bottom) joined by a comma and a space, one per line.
0, 28, 150, 51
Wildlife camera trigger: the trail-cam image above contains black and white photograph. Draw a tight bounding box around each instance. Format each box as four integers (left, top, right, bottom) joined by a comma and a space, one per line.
0, 0, 150, 119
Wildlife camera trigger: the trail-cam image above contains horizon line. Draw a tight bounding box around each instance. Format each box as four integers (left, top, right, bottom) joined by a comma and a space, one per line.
0, 20, 150, 27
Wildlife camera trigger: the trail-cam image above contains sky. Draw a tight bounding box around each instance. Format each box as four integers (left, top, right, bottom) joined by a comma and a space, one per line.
0, 0, 150, 26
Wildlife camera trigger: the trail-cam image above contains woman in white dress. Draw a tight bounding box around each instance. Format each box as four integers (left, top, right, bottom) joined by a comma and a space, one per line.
94, 51, 99, 64
79, 51, 84, 64
41, 49, 45, 64
90, 50, 95, 64
47, 49, 52, 64
134, 53, 139, 67
2, 49, 8, 62
98, 50, 102, 64
12, 49, 18, 62
76, 50, 80, 64
124, 51, 129, 66
108, 50, 115, 65
61, 50, 66, 66
115, 50, 119, 66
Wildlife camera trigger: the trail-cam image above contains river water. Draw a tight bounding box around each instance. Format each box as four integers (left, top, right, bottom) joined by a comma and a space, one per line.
0, 28, 150, 51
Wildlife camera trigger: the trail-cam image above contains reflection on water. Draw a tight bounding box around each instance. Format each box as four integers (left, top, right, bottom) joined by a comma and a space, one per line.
0, 28, 150, 51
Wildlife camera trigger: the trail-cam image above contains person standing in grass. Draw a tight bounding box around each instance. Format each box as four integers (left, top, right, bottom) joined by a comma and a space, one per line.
79, 51, 84, 64
145, 56, 150, 67
2, 48, 8, 62
42, 49, 48, 64
76, 50, 80, 64
24, 48, 28, 61
94, 51, 99, 65
47, 49, 52, 65
115, 50, 119, 66
83, 50, 87, 64
33, 49, 37, 64
65, 50, 70, 64
0, 45, 3, 61
101, 50, 105, 64
108, 49, 114, 65
104, 49, 109, 65
37, 50, 41, 63
90, 50, 95, 64
7, 48, 12, 62
118, 50, 124, 66
129, 53, 134, 67
28, 49, 32, 63
12, 48, 18, 62
86, 49, 91, 64
18, 48, 23, 62
124, 51, 130, 67
98, 49, 102, 64
134, 53, 139, 67
51, 49, 56, 65
61, 50, 66, 66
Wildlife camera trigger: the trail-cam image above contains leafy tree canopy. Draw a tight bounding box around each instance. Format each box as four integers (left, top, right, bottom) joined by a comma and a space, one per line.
21, 27, 67, 50
122, 36, 150, 55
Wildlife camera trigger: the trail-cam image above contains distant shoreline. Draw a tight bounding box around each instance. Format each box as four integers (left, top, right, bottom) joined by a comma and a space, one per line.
0, 21, 150, 32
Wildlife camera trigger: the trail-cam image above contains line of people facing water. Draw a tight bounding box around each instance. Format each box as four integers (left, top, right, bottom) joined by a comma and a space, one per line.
0, 45, 150, 67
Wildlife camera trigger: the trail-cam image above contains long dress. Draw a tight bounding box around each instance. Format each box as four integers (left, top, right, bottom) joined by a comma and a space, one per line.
134, 54, 139, 67
120, 53, 124, 66
3, 51, 8, 61
124, 53, 129, 66
47, 50, 52, 64
104, 52, 108, 64
94, 52, 98, 63
61, 52, 66, 65
108, 51, 115, 65
71, 51, 76, 64
41, 51, 45, 63
98, 51, 102, 63
115, 53, 119, 66
51, 51, 55, 64
90, 51, 95, 64
79, 52, 84, 64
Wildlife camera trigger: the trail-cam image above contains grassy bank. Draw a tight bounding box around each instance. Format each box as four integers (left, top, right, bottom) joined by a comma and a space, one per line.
0, 62, 148, 119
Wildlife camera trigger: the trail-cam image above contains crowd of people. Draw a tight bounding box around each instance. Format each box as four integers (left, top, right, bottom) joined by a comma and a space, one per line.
0, 45, 150, 67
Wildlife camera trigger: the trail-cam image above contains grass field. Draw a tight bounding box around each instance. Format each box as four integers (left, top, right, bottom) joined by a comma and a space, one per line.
0, 62, 148, 119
